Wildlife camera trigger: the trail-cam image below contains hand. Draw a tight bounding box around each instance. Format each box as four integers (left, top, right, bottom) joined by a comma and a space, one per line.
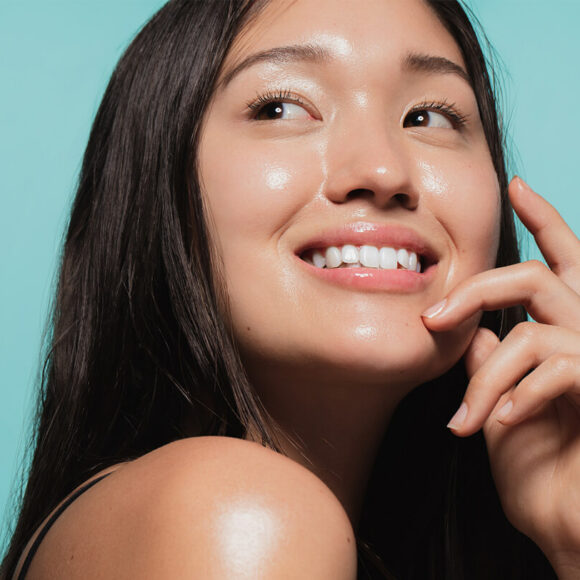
422, 177, 580, 576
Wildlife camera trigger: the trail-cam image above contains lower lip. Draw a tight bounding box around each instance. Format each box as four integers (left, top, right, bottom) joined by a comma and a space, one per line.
299, 260, 437, 292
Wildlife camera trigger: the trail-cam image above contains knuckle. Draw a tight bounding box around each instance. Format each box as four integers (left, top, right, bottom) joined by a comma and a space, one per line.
526, 259, 548, 275
523, 259, 553, 289
466, 371, 493, 402
525, 374, 548, 399
512, 321, 537, 343
548, 353, 574, 374
467, 372, 484, 393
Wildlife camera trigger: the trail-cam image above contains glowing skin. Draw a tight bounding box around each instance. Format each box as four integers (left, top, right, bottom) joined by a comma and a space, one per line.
199, 0, 502, 518
215, 501, 281, 577
199, 0, 500, 393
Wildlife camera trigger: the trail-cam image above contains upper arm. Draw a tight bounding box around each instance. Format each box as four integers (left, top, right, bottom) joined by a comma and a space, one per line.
25, 437, 357, 579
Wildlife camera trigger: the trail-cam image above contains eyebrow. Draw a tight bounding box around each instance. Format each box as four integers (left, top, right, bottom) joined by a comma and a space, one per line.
218, 43, 471, 89
403, 52, 472, 85
218, 44, 332, 88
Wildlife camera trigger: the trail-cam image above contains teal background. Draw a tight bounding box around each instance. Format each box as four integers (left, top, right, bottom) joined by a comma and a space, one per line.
1, 0, 579, 553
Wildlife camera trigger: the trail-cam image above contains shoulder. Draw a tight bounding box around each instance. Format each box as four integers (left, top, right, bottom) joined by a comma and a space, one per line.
22, 437, 357, 579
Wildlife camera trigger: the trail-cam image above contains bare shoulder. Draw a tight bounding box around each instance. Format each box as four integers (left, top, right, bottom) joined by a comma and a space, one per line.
23, 437, 357, 579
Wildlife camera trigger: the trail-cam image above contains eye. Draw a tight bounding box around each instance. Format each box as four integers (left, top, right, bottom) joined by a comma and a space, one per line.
403, 101, 468, 131
247, 90, 316, 122
404, 109, 454, 129
253, 100, 311, 121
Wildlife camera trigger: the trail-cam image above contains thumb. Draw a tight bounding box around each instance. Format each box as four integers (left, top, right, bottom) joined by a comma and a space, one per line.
464, 327, 499, 377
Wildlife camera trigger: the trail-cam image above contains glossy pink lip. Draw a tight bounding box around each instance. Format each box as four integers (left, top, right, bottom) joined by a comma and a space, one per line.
295, 222, 439, 293
299, 259, 438, 292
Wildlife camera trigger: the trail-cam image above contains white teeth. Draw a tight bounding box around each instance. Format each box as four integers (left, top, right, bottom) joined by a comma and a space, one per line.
341, 245, 359, 264
325, 246, 342, 269
311, 245, 422, 271
397, 248, 409, 269
312, 250, 326, 268
360, 245, 379, 268
379, 247, 397, 270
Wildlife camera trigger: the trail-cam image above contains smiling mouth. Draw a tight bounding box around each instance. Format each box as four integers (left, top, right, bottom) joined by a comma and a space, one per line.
300, 244, 432, 272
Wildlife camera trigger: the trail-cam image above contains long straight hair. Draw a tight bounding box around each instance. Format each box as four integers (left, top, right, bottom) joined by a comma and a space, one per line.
1, 1, 556, 578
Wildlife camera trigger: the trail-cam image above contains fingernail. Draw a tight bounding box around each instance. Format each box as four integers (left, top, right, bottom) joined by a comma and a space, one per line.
514, 175, 530, 192
447, 402, 468, 430
495, 400, 513, 422
422, 299, 447, 319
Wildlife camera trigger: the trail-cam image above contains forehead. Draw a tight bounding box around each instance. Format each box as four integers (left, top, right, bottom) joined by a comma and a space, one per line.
226, 0, 465, 75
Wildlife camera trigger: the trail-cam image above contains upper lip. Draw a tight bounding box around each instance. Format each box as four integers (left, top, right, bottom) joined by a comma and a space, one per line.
295, 221, 439, 265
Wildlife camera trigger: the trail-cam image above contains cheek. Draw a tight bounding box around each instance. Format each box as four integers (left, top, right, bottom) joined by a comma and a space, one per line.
199, 135, 323, 242
420, 156, 501, 275
198, 127, 326, 350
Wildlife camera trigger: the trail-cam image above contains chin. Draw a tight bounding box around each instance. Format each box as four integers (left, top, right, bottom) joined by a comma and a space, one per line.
321, 325, 465, 388
240, 315, 474, 391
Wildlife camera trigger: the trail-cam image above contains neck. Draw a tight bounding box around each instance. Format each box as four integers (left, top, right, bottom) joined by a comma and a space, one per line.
248, 367, 412, 525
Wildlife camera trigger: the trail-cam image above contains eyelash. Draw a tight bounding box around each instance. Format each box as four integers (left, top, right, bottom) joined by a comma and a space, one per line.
407, 99, 469, 129
246, 91, 469, 129
246, 90, 308, 116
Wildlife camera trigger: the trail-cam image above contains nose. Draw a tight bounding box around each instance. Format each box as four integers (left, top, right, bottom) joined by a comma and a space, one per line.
322, 118, 419, 210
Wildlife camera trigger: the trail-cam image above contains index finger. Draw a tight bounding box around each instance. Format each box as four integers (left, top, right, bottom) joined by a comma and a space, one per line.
421, 260, 580, 331
510, 177, 580, 280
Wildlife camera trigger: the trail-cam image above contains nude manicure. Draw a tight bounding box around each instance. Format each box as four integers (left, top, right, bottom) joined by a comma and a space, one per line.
495, 400, 513, 422
422, 299, 447, 319
447, 402, 468, 430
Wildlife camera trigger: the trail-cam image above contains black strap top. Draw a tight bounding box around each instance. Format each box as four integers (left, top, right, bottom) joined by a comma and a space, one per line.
16, 473, 112, 580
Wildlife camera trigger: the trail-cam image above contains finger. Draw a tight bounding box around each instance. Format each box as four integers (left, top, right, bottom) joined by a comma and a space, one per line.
448, 322, 580, 436
493, 354, 580, 426
422, 260, 580, 331
482, 391, 565, 529
510, 177, 580, 284
464, 327, 499, 377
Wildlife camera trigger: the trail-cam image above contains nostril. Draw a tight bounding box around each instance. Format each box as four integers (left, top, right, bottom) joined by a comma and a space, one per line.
345, 188, 374, 202
394, 192, 416, 206
342, 189, 417, 209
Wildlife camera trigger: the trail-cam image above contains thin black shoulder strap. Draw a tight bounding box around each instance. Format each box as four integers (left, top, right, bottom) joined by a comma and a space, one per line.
16, 473, 111, 580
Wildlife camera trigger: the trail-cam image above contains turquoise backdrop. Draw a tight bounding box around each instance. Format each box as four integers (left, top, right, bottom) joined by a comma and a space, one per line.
1, 0, 579, 554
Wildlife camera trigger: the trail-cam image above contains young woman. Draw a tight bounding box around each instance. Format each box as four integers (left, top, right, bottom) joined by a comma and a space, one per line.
3, 0, 580, 577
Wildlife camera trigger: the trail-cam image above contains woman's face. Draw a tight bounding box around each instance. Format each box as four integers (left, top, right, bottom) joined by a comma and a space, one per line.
198, 0, 500, 390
